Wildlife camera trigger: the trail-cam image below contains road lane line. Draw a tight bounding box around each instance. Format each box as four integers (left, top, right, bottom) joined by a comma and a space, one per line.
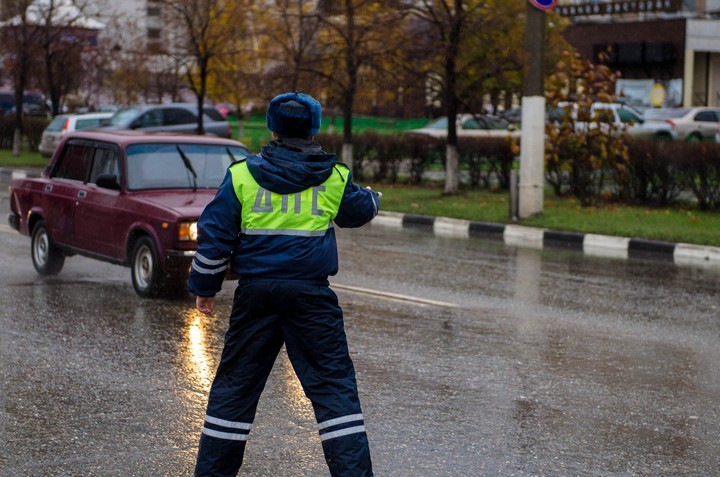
331, 283, 459, 308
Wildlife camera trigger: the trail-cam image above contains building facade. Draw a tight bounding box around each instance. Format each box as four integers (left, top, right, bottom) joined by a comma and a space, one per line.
558, 0, 720, 108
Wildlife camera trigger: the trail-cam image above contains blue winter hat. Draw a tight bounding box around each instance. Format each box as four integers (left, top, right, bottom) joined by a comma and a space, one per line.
266, 92, 322, 138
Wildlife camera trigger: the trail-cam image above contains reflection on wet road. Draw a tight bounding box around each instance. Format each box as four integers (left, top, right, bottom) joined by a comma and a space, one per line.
0, 210, 719, 476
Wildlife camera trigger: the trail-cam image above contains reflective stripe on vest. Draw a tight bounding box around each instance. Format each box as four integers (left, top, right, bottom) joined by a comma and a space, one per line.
230, 161, 348, 236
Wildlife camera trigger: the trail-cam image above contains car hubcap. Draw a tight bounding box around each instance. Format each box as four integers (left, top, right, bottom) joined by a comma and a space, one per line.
35, 232, 48, 266
134, 246, 153, 289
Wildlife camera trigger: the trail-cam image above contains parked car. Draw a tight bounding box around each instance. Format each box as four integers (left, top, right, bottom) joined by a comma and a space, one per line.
406, 114, 520, 139
38, 112, 114, 157
0, 92, 50, 117
98, 103, 233, 138
642, 107, 720, 141
7, 130, 250, 297
547, 102, 677, 140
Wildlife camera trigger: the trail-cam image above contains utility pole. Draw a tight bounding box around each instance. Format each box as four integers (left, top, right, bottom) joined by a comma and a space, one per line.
519, 1, 553, 218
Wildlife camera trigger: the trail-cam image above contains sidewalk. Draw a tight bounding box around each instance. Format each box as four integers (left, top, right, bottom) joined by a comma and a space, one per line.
4, 165, 720, 269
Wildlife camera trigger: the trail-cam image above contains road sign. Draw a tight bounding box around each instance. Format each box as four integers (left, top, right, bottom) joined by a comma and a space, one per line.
529, 0, 558, 10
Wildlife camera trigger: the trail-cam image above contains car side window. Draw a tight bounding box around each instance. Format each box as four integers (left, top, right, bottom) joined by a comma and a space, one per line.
89, 145, 120, 184
139, 109, 163, 127
53, 141, 93, 181
164, 107, 197, 125
694, 111, 717, 122
203, 107, 224, 121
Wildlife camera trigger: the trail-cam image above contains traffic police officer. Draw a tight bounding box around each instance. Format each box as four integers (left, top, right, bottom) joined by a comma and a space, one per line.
189, 92, 379, 476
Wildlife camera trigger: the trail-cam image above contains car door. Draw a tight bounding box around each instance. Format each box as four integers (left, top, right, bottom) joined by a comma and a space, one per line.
692, 110, 718, 140
43, 139, 94, 246
161, 107, 199, 134
72, 142, 124, 259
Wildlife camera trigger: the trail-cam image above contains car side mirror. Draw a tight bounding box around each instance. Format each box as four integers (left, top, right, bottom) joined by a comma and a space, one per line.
95, 173, 120, 190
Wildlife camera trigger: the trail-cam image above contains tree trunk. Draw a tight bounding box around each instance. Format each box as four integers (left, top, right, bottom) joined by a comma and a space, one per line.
444, 143, 459, 195
342, 143, 353, 171
443, 0, 463, 196
13, 128, 22, 156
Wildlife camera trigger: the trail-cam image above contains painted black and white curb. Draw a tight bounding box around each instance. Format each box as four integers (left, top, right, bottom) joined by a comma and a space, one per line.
371, 211, 720, 268
0, 168, 42, 182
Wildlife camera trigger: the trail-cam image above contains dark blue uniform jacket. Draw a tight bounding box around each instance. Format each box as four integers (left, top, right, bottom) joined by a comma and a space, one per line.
188, 138, 380, 297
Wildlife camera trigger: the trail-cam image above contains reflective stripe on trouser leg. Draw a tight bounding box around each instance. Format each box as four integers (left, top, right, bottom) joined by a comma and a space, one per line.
195, 282, 285, 477
282, 283, 374, 477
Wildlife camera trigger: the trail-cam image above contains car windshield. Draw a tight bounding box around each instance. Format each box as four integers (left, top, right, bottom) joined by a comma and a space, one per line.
109, 108, 142, 126
425, 117, 448, 129
126, 143, 249, 190
463, 116, 509, 130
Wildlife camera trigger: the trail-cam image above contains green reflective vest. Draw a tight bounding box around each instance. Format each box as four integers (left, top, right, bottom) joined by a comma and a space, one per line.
229, 161, 349, 237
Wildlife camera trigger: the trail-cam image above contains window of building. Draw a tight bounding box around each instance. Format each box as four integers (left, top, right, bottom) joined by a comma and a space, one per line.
148, 28, 161, 40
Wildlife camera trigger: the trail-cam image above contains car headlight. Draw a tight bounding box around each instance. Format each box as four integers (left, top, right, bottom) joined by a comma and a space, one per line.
178, 221, 198, 241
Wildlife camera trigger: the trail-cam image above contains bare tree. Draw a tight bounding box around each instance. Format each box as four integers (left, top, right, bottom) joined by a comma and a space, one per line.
1, 0, 34, 155
32, 0, 104, 115
261, 0, 321, 92
403, 0, 528, 195
310, 0, 406, 169
164, 0, 235, 134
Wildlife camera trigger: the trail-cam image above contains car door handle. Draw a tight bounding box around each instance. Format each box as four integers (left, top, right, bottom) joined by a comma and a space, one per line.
44, 184, 53, 192
77, 190, 87, 199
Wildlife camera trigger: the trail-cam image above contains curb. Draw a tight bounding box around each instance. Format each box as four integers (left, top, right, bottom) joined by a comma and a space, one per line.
0, 167, 43, 182
372, 211, 720, 269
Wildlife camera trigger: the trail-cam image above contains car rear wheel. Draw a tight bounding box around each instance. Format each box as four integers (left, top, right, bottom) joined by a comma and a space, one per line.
31, 220, 65, 275
131, 237, 161, 298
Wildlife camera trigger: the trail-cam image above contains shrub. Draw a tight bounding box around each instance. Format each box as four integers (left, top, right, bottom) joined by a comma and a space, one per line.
619, 139, 684, 206
675, 142, 720, 210
458, 136, 515, 190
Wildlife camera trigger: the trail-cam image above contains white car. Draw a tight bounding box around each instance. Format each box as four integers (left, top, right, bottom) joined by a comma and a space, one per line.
548, 102, 677, 140
39, 112, 114, 157
406, 114, 521, 139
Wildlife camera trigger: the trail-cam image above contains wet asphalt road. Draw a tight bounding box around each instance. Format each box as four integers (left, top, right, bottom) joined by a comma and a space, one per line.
1, 190, 720, 476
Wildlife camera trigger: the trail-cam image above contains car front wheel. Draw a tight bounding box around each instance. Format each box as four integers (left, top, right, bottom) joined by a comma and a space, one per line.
31, 220, 65, 275
131, 237, 161, 298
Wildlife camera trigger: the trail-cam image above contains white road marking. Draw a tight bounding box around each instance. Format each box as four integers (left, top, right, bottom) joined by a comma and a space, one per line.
331, 283, 459, 308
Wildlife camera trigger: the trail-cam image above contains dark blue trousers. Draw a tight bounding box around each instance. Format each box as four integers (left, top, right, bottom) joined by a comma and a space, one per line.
195, 278, 373, 477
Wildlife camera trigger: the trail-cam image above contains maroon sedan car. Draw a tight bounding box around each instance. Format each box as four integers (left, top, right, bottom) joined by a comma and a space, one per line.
8, 130, 249, 297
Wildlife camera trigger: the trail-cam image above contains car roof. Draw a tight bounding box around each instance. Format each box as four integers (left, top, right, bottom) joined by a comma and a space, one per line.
64, 129, 245, 147
67, 112, 115, 119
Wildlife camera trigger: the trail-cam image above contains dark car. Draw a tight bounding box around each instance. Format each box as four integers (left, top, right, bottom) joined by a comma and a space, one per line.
7, 130, 249, 297
0, 92, 50, 117
99, 103, 233, 138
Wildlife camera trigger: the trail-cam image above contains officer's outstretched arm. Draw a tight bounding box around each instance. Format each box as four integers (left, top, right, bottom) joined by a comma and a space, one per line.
334, 177, 380, 228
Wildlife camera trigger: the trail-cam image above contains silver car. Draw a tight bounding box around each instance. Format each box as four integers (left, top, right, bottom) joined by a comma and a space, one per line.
642, 107, 720, 141
98, 103, 232, 138
38, 112, 114, 157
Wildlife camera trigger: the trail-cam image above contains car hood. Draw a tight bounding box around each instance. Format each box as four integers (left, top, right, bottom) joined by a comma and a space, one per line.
130, 189, 217, 217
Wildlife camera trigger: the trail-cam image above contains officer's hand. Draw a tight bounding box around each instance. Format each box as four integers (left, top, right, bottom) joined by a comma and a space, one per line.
196, 296, 215, 315
366, 186, 382, 198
